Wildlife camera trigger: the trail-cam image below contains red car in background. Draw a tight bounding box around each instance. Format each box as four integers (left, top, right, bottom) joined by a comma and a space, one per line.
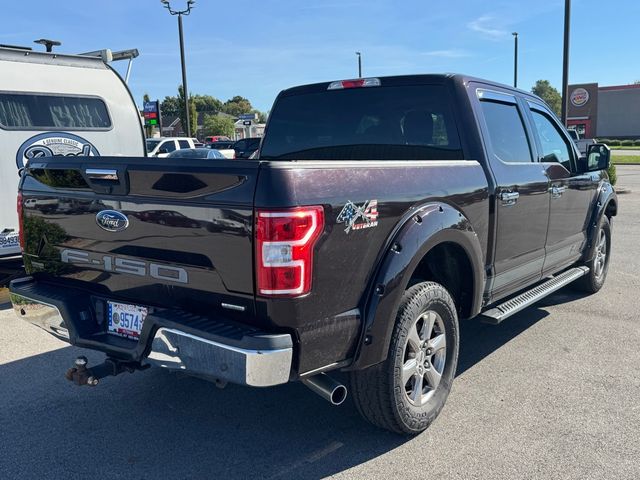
204, 135, 231, 144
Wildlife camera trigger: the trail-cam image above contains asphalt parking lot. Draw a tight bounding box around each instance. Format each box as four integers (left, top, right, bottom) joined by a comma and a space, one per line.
1, 166, 638, 480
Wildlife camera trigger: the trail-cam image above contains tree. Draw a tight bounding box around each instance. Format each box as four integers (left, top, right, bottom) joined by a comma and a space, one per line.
531, 80, 562, 117
143, 93, 153, 138
193, 94, 223, 113
160, 95, 180, 116
221, 96, 253, 117
203, 114, 235, 138
177, 85, 197, 136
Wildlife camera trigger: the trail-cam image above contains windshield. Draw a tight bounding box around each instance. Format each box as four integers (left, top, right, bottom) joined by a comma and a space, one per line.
261, 84, 462, 160
146, 139, 161, 152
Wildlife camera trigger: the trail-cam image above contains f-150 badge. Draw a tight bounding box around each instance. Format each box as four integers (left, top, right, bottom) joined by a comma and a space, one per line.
337, 200, 379, 233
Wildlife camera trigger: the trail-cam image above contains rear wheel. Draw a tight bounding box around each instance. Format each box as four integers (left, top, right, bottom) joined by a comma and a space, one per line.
350, 281, 459, 434
576, 215, 611, 294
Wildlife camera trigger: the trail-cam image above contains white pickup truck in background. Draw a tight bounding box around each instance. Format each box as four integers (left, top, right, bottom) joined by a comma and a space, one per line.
568, 128, 596, 155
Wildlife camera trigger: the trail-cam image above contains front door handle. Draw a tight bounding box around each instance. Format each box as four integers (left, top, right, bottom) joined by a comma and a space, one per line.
499, 191, 519, 206
549, 185, 566, 199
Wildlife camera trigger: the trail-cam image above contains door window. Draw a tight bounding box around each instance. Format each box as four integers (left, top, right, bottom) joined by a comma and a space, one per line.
480, 101, 532, 163
178, 140, 191, 149
160, 140, 176, 153
530, 110, 573, 170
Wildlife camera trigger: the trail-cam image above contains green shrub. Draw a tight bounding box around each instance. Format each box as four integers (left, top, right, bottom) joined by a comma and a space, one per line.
634, 140, 640, 146
608, 163, 617, 186
608, 139, 621, 146
621, 139, 634, 147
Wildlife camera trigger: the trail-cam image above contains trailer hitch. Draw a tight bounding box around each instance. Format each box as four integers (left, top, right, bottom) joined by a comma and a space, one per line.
65, 356, 149, 386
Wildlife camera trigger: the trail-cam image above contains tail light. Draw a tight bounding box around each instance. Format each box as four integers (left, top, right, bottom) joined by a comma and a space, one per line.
256, 206, 324, 297
17, 192, 25, 250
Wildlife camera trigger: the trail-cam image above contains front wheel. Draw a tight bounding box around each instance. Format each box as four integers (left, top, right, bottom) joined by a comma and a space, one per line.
350, 281, 459, 435
576, 215, 611, 294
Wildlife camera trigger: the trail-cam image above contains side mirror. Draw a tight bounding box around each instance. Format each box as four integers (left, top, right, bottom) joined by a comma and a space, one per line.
584, 144, 611, 172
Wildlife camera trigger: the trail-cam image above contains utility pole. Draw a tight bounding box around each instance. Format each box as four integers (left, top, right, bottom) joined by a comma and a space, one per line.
161, 0, 195, 138
561, 0, 571, 125
355, 51, 362, 78
512, 32, 518, 88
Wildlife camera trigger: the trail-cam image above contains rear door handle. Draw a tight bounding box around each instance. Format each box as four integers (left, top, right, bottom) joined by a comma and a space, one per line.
86, 169, 118, 181
499, 191, 519, 206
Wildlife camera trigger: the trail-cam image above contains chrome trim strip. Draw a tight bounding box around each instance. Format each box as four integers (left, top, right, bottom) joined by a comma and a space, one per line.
147, 327, 293, 387
221, 303, 246, 312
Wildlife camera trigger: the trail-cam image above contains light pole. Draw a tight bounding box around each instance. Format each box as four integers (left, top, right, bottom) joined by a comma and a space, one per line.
512, 32, 518, 88
561, 0, 571, 125
161, 0, 195, 138
355, 51, 362, 78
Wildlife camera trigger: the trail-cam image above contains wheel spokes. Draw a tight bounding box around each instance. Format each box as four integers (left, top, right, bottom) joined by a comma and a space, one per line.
410, 374, 424, 404
407, 325, 422, 353
419, 311, 436, 342
402, 358, 418, 386
429, 333, 446, 353
425, 365, 442, 390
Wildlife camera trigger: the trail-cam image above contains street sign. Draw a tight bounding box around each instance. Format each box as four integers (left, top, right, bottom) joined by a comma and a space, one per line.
143, 100, 162, 131
238, 113, 258, 121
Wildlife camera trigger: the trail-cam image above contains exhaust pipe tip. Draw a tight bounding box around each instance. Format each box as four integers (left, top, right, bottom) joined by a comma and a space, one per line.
302, 373, 348, 406
329, 383, 348, 406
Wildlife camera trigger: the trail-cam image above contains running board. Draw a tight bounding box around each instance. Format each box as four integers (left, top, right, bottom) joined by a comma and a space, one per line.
479, 266, 589, 325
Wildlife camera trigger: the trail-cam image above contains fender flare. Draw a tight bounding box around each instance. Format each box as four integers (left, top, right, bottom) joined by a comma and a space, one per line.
583, 181, 617, 263
350, 202, 485, 370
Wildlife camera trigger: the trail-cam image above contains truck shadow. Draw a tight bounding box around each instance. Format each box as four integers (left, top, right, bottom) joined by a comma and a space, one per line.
0, 288, 587, 479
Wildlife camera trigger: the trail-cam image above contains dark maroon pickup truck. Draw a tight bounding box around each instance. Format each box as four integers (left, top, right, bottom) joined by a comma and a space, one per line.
10, 74, 617, 434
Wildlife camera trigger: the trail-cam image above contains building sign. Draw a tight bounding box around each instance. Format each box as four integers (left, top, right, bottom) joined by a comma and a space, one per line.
143, 100, 162, 129
570, 88, 590, 107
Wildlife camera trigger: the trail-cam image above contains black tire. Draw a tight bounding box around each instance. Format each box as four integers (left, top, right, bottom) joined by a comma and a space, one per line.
350, 281, 459, 435
576, 215, 611, 294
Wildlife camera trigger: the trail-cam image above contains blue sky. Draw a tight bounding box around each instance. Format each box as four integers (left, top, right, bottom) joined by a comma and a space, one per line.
2, 0, 638, 112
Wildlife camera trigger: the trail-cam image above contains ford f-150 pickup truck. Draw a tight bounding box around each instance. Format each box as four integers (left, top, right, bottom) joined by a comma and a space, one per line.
10, 74, 617, 434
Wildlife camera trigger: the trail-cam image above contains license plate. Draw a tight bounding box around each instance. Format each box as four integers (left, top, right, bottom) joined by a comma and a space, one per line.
107, 302, 148, 340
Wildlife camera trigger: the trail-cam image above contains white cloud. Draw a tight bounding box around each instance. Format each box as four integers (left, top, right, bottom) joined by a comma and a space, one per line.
420, 49, 471, 59
467, 15, 509, 39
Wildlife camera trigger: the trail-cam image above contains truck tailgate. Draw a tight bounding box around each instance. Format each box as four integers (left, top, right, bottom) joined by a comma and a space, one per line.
20, 156, 259, 318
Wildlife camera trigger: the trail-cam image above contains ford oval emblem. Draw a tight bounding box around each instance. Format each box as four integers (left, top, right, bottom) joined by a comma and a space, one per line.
96, 210, 129, 232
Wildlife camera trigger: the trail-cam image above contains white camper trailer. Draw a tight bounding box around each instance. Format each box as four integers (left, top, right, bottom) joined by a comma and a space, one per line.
0, 45, 145, 261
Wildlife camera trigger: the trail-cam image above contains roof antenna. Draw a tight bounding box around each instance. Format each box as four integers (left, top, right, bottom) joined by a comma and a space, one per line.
34, 38, 61, 52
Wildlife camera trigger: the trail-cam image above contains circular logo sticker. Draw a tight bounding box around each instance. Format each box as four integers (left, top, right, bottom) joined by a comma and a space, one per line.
15, 132, 100, 169
570, 88, 590, 107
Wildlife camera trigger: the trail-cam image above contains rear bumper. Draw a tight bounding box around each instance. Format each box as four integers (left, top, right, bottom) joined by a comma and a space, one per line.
9, 277, 293, 387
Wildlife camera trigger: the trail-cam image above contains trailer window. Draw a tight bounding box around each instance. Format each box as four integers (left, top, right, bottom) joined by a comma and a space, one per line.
0, 93, 111, 130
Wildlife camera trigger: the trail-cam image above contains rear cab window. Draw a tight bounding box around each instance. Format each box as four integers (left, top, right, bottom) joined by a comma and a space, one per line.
260, 81, 462, 160
0, 92, 111, 130
178, 140, 191, 149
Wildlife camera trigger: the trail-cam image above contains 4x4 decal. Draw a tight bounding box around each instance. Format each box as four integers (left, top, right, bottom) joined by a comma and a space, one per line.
336, 200, 379, 233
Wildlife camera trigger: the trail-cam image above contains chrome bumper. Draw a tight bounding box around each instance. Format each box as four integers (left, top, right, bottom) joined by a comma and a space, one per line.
11, 287, 293, 388
146, 328, 293, 387
11, 292, 70, 340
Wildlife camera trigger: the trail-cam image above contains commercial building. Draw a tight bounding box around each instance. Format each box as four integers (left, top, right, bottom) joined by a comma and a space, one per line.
567, 83, 640, 139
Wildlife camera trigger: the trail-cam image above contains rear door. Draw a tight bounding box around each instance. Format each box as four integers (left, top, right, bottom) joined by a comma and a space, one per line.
474, 88, 549, 299
526, 101, 597, 274
20, 156, 260, 318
